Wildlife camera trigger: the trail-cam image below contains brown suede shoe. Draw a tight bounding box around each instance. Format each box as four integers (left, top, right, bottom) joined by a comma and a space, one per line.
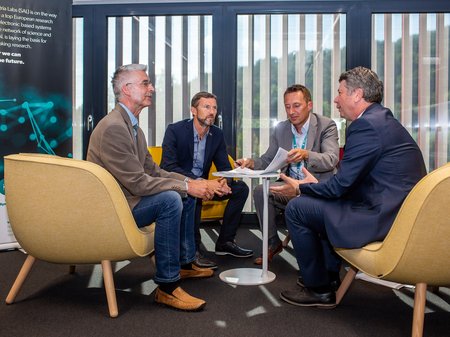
155, 287, 206, 311
254, 242, 283, 265
180, 263, 214, 279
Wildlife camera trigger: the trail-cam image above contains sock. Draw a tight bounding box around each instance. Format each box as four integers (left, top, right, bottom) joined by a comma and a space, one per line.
181, 263, 193, 270
328, 271, 340, 282
159, 281, 179, 294
310, 285, 333, 294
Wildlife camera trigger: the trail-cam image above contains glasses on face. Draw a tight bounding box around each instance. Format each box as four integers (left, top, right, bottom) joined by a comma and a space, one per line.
198, 104, 217, 111
126, 80, 153, 89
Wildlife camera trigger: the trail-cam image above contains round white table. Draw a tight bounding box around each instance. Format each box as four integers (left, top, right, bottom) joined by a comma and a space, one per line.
213, 172, 279, 285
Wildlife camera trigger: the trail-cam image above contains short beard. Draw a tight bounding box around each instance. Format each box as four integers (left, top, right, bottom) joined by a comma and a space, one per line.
197, 116, 215, 128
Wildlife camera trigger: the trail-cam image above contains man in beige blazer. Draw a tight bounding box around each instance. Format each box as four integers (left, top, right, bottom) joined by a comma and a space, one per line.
87, 64, 225, 312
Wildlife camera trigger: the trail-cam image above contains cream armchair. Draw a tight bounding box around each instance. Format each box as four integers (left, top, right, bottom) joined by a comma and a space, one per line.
4, 153, 155, 317
335, 163, 450, 337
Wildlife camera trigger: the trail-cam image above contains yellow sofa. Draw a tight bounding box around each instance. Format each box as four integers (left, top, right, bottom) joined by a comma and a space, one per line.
148, 146, 230, 222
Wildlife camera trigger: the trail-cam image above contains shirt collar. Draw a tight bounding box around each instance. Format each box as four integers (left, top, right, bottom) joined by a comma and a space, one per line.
192, 120, 210, 140
119, 102, 139, 128
291, 114, 311, 136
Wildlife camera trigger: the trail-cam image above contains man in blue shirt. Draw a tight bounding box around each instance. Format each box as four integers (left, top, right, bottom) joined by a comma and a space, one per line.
161, 92, 252, 269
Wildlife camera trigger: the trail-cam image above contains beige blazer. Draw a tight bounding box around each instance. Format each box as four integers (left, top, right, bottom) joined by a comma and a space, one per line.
87, 104, 187, 210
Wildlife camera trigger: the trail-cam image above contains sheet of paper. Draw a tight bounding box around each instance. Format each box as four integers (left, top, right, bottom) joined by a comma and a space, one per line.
214, 147, 288, 177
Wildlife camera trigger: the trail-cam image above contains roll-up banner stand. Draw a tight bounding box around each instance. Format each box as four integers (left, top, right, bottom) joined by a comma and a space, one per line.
0, 0, 72, 250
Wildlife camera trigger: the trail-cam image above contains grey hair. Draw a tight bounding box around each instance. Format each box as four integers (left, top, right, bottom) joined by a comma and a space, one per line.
339, 66, 384, 104
111, 64, 148, 102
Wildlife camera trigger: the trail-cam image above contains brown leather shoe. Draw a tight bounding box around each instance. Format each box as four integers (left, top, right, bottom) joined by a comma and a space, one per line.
155, 287, 206, 311
254, 242, 283, 265
180, 263, 214, 279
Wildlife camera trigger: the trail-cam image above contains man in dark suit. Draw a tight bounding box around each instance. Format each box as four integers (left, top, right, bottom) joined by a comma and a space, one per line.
271, 66, 427, 308
161, 92, 252, 269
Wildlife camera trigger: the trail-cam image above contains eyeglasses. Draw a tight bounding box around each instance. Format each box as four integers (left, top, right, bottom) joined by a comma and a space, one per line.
198, 104, 217, 111
126, 80, 153, 89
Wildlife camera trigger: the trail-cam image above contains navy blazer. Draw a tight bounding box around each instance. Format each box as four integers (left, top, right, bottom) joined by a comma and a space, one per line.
161, 119, 232, 180
300, 103, 427, 248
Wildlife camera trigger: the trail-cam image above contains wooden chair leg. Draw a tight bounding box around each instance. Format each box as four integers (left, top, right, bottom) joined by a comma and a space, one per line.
69, 265, 76, 274
335, 266, 358, 305
6, 255, 36, 304
412, 283, 427, 337
101, 260, 118, 318
148, 252, 156, 267
282, 234, 291, 247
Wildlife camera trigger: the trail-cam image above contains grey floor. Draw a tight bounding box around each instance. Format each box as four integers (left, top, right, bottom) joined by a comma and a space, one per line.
0, 223, 449, 337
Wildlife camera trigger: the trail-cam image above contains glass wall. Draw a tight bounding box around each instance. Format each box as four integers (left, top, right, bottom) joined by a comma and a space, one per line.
106, 15, 213, 146
236, 13, 346, 210
372, 13, 450, 171
72, 2, 450, 192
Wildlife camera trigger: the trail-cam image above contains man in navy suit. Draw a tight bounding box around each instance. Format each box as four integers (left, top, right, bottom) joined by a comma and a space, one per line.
161, 92, 252, 269
271, 67, 427, 308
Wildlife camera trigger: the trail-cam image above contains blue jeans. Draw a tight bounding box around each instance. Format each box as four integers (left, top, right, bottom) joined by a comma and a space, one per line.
285, 195, 341, 288
132, 191, 196, 284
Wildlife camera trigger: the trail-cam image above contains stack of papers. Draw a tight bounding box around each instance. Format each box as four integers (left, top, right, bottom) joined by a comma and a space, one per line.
214, 147, 288, 177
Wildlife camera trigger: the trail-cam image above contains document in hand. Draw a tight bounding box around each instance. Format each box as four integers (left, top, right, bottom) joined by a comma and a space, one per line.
213, 147, 289, 177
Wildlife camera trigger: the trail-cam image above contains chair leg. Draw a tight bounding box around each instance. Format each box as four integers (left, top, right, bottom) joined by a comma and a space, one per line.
101, 260, 118, 318
6, 255, 36, 304
335, 266, 358, 305
282, 234, 291, 247
412, 283, 427, 337
69, 265, 76, 274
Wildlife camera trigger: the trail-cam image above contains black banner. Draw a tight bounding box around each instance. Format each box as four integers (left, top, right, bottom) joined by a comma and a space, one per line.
0, 0, 72, 247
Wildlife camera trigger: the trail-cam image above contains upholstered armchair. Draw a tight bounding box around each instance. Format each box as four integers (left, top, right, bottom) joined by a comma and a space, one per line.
4, 153, 155, 317
334, 163, 450, 337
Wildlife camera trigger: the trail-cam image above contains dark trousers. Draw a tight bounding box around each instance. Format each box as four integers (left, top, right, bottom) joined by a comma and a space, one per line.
285, 194, 341, 288
194, 180, 249, 249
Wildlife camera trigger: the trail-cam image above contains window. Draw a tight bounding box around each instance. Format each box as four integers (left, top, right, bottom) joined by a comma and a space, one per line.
107, 15, 213, 145
236, 13, 346, 210
372, 13, 450, 171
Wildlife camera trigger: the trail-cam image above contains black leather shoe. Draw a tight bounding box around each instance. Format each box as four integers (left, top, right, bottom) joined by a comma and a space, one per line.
280, 286, 336, 308
297, 276, 341, 292
192, 251, 217, 270
215, 241, 253, 258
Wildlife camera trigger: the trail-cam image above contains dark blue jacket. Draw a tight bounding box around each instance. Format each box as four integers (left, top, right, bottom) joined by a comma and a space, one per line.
161, 119, 232, 180
300, 103, 427, 248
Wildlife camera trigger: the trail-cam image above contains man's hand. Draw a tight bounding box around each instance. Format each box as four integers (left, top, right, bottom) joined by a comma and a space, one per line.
270, 168, 318, 198
187, 179, 215, 200
286, 148, 309, 164
207, 178, 232, 197
234, 157, 255, 169
298, 167, 318, 184
270, 174, 300, 198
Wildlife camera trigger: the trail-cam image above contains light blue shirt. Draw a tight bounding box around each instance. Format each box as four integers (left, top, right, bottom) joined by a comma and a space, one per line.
191, 123, 208, 177
289, 115, 310, 180
119, 102, 139, 137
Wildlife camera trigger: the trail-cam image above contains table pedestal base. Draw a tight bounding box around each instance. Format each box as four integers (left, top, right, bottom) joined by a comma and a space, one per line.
219, 268, 276, 285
